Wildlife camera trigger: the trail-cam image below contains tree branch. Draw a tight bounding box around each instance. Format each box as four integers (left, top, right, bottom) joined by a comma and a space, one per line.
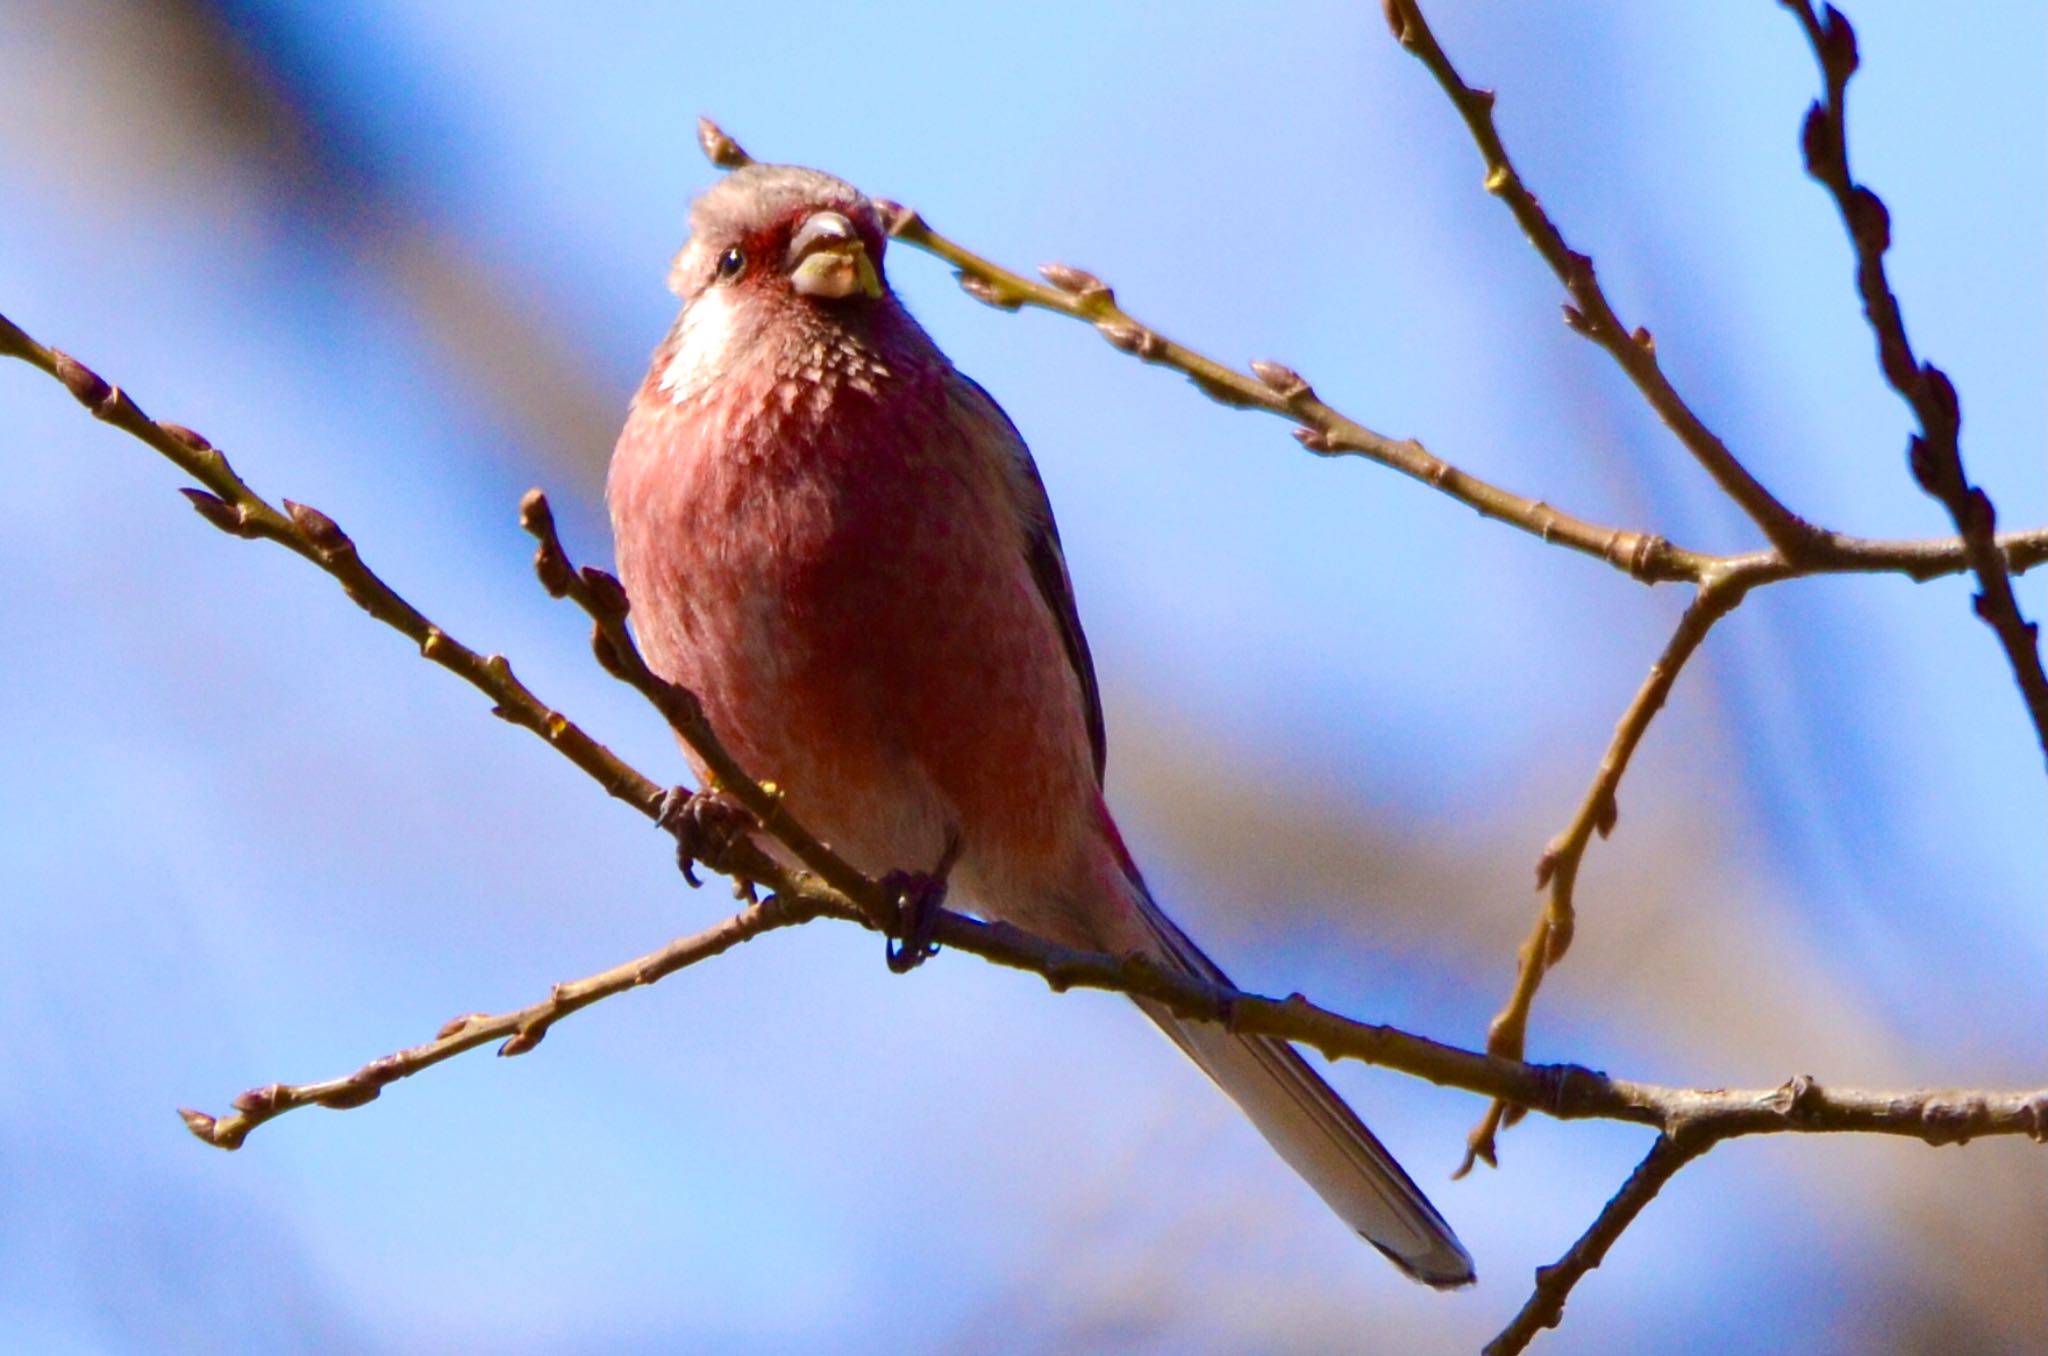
1381, 0, 1821, 561
1483, 1134, 1701, 1356
177, 862, 2048, 1156
180, 890, 830, 1149
0, 307, 920, 954
696, 118, 1706, 588
0, 314, 678, 822
1460, 566, 1760, 1174
1782, 0, 2048, 767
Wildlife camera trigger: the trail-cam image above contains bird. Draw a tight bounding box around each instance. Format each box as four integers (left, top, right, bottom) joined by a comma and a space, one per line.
606, 154, 1474, 1288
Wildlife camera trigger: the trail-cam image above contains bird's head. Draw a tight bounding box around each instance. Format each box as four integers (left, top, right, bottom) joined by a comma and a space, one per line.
668, 164, 888, 309
651, 163, 906, 406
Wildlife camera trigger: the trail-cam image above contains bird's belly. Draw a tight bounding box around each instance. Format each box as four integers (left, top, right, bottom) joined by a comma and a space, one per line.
652, 527, 942, 872
613, 397, 1103, 918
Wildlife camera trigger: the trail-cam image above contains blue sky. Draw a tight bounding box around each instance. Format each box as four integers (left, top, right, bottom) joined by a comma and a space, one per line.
1, 2, 2041, 1351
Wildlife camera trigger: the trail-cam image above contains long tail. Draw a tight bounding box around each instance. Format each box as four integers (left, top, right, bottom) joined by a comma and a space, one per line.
1119, 878, 1474, 1288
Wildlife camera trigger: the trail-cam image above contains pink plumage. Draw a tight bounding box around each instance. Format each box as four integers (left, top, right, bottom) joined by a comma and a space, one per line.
608, 162, 1472, 1287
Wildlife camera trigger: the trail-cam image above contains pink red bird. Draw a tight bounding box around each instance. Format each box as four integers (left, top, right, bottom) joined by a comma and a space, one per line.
607, 159, 1472, 1287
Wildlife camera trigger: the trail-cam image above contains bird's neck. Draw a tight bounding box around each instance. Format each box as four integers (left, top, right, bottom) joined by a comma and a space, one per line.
651, 289, 907, 411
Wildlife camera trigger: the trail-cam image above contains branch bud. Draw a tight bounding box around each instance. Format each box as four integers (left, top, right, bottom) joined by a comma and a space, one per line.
180, 487, 257, 538
1039, 263, 1111, 304
591, 622, 630, 679
872, 199, 922, 237
956, 274, 1019, 310
1919, 362, 1960, 435
1096, 321, 1161, 358
1906, 435, 1941, 494
696, 117, 752, 169
1250, 360, 1314, 403
579, 566, 631, 619
499, 1027, 545, 1057
53, 351, 112, 412
517, 487, 555, 536
232, 1084, 286, 1115
1848, 187, 1890, 254
1185, 371, 1251, 409
161, 422, 214, 453
1818, 4, 1859, 80
1592, 789, 1618, 838
312, 1083, 380, 1109
283, 499, 352, 554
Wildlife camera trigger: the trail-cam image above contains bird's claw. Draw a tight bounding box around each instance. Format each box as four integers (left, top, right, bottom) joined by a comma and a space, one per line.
882, 834, 960, 974
657, 786, 753, 888
882, 869, 947, 973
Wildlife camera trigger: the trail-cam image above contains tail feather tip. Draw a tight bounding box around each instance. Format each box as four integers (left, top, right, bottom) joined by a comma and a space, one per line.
1368, 1234, 1476, 1291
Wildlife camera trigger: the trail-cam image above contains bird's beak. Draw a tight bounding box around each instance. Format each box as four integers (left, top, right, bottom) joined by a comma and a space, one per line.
787, 211, 882, 300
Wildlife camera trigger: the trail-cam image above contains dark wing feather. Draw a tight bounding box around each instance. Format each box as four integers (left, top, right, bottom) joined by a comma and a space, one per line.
950, 374, 1108, 784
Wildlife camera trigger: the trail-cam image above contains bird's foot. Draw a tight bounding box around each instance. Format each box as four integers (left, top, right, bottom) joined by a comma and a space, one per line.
882, 834, 961, 974
656, 786, 754, 888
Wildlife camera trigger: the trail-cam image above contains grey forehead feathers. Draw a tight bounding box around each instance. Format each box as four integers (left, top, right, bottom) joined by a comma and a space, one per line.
688, 164, 870, 242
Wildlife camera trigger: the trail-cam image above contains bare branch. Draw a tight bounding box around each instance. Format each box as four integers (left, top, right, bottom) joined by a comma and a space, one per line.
180, 892, 826, 1149
0, 315, 677, 819
1461, 568, 1759, 1174
1781, 0, 2048, 766
1381, 0, 1821, 561
1484, 1134, 1701, 1356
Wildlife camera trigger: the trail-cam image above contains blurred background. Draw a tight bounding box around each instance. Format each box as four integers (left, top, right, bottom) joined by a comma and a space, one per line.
2, 2, 2042, 1352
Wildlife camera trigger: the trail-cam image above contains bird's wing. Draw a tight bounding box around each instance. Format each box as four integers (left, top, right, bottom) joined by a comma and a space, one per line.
948, 373, 1107, 784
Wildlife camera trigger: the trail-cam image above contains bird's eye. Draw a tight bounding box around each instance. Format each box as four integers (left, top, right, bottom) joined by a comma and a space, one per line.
715, 246, 746, 282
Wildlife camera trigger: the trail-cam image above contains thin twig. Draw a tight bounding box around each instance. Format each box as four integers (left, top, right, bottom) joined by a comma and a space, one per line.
1782, 0, 2048, 766
1459, 567, 1760, 1174
1381, 0, 1820, 561
1484, 1134, 1702, 1356
180, 892, 829, 1149
0, 316, 671, 820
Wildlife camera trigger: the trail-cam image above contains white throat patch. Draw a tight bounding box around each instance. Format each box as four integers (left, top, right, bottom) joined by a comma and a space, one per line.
657, 287, 743, 403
